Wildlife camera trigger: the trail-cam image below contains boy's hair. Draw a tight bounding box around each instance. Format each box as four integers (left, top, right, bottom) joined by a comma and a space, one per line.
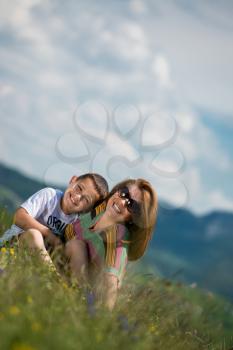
78, 173, 109, 201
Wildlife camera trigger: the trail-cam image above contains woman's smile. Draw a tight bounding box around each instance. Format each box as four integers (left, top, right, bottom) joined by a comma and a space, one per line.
106, 194, 132, 223
112, 202, 121, 214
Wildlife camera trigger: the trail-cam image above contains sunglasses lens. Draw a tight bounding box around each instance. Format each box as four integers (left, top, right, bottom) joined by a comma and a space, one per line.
119, 187, 140, 214
120, 187, 128, 195
126, 198, 133, 209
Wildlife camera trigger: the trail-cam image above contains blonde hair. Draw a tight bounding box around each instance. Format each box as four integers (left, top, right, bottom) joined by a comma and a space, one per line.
110, 178, 158, 261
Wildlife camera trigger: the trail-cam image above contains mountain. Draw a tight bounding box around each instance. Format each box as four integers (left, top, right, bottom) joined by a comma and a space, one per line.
144, 206, 233, 302
0, 162, 64, 211
0, 162, 232, 302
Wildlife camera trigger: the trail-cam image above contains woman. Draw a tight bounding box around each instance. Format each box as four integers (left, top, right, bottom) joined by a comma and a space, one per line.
64, 178, 158, 309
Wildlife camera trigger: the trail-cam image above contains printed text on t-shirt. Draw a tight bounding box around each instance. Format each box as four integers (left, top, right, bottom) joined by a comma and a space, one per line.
47, 216, 66, 234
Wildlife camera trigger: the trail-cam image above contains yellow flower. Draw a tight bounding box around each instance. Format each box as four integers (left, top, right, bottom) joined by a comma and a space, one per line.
96, 333, 103, 343
62, 282, 68, 289
1, 247, 7, 254
11, 343, 37, 350
10, 248, 15, 256
27, 296, 33, 304
31, 322, 42, 332
9, 305, 20, 316
148, 323, 158, 334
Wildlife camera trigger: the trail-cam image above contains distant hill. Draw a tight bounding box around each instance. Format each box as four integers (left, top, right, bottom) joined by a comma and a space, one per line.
0, 162, 232, 302
143, 206, 233, 302
0, 162, 63, 211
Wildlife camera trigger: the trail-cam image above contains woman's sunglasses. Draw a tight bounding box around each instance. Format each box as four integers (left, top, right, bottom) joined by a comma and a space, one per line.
118, 187, 141, 214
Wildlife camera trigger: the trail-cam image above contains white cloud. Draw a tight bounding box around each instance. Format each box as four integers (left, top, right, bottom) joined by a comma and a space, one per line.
150, 1, 233, 119
175, 110, 196, 133
194, 123, 231, 171
113, 104, 141, 136
73, 100, 110, 142
154, 178, 188, 209
180, 167, 233, 214
176, 137, 198, 161
179, 0, 233, 31
181, 167, 202, 206
37, 71, 69, 89
174, 110, 232, 171
43, 162, 90, 187
0, 0, 233, 215
99, 21, 149, 62
0, 84, 14, 97
129, 0, 147, 14
6, 0, 53, 61
141, 111, 177, 147
207, 190, 233, 212
151, 147, 184, 175
106, 131, 140, 161
152, 54, 173, 88
55, 132, 89, 160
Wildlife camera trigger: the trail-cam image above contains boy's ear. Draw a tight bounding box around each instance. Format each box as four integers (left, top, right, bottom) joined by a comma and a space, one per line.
69, 175, 78, 185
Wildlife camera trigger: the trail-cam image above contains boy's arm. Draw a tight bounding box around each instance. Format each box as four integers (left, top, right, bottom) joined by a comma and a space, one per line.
14, 207, 51, 237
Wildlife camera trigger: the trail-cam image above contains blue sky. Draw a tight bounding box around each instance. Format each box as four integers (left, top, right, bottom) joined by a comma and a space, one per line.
0, 0, 233, 215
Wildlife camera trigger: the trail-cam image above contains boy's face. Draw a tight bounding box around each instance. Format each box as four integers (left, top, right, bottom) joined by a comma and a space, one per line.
61, 176, 100, 215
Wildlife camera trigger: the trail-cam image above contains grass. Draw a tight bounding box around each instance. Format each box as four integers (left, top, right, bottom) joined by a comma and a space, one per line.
0, 209, 233, 350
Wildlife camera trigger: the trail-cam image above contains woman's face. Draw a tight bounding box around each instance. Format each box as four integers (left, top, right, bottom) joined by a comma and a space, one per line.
106, 184, 142, 224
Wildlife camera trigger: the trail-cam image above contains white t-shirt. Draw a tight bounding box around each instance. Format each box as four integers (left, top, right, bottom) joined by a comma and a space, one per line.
0, 187, 79, 245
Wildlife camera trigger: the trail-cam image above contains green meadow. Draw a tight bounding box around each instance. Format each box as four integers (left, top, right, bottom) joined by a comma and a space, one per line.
0, 209, 232, 350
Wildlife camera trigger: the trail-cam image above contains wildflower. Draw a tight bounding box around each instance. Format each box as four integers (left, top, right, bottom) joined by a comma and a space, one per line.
12, 343, 37, 350
96, 333, 103, 343
46, 281, 52, 291
117, 314, 130, 332
31, 322, 42, 332
10, 248, 15, 256
27, 296, 33, 304
86, 290, 96, 317
0, 247, 7, 254
9, 305, 20, 316
148, 323, 158, 334
62, 282, 68, 290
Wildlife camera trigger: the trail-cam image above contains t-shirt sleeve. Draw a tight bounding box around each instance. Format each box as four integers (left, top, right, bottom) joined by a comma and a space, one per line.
20, 188, 56, 218
104, 224, 129, 286
104, 245, 128, 285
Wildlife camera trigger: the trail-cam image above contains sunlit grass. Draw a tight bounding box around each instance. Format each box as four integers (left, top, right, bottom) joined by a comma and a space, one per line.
0, 206, 13, 234
0, 211, 233, 350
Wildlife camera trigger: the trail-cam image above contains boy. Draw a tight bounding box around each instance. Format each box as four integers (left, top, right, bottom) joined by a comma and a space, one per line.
0, 173, 108, 265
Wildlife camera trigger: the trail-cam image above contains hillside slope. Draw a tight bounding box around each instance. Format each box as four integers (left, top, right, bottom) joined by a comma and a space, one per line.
0, 162, 232, 302
0, 162, 63, 211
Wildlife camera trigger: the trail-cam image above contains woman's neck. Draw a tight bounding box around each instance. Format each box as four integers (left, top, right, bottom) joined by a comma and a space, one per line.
92, 211, 115, 231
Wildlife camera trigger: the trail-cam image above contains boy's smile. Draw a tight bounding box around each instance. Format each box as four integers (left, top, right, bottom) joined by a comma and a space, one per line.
61, 177, 100, 215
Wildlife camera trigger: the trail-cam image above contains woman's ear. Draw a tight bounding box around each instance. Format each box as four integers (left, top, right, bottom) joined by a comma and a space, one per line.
69, 175, 78, 185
